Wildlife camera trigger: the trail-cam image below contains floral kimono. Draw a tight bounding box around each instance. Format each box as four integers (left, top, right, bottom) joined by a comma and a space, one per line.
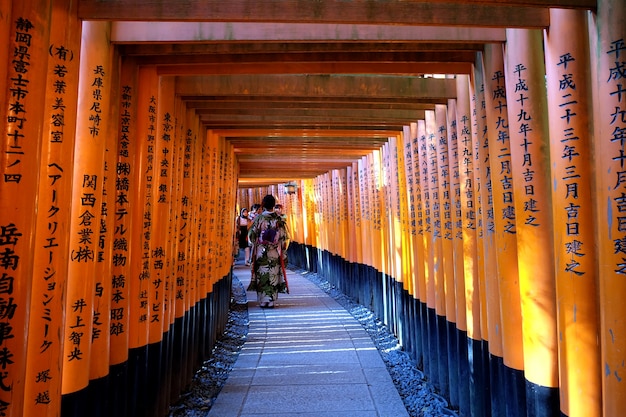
247, 210, 290, 307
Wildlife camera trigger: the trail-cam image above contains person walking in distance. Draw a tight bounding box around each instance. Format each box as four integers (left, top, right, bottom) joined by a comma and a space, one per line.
247, 194, 290, 308
236, 208, 252, 265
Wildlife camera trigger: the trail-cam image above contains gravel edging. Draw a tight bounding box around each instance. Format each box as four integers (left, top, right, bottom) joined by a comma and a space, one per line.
168, 275, 249, 417
169, 268, 458, 417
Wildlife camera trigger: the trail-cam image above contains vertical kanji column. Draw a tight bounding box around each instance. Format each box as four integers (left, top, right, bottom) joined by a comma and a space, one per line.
435, 104, 454, 400
90, 37, 118, 417
0, 2, 51, 416
445, 100, 463, 411
545, 9, 601, 417
23, 1, 79, 416
108, 56, 138, 415
483, 42, 527, 417
474, 53, 507, 416
589, 0, 626, 414
126, 64, 157, 416
505, 28, 559, 415
61, 20, 113, 415
454, 75, 474, 417
456, 75, 489, 416
417, 119, 438, 386
401, 126, 421, 364
426, 110, 447, 394
408, 122, 428, 372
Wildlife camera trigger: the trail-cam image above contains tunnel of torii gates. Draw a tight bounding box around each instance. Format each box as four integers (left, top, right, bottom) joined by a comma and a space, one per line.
0, 0, 625, 416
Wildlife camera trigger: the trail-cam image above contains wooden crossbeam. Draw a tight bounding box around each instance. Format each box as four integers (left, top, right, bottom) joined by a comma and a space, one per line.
112, 22, 507, 43
176, 74, 456, 100
81, 0, 567, 28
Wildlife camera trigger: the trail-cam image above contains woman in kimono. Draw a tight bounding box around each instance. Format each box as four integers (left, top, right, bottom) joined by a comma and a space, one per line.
247, 194, 290, 308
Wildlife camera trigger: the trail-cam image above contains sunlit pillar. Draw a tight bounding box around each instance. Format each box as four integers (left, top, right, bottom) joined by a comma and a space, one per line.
445, 100, 464, 411
370, 150, 384, 275
0, 2, 51, 415
401, 126, 420, 363
417, 120, 435, 379
125, 64, 158, 415
544, 9, 601, 417
108, 56, 138, 415
407, 122, 427, 368
434, 104, 454, 400
588, 0, 626, 414
504, 28, 559, 415
456, 75, 489, 416
483, 42, 527, 417
61, 20, 113, 415
22, 1, 77, 417
454, 75, 476, 417
474, 53, 508, 416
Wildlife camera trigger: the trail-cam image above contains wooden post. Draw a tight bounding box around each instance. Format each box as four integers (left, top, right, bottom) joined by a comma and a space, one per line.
445, 99, 464, 412
408, 122, 428, 369
505, 28, 559, 415
23, 1, 77, 416
454, 75, 475, 417
417, 118, 440, 387
435, 104, 454, 400
544, 9, 601, 417
359, 157, 372, 270
125, 63, 158, 415
107, 56, 138, 416
483, 42, 527, 417
61, 20, 112, 414
1, 2, 51, 415
457, 75, 489, 416
472, 52, 507, 417
589, 0, 626, 414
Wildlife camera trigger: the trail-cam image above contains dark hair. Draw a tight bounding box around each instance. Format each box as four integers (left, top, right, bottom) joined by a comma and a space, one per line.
240, 208, 248, 217
261, 194, 276, 210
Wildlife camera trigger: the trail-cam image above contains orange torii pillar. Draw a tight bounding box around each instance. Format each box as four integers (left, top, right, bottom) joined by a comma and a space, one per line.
22, 1, 80, 416
417, 119, 439, 387
384, 138, 402, 336
399, 128, 417, 362
125, 64, 158, 417
370, 150, 385, 315
394, 130, 416, 364
144, 75, 177, 416
108, 56, 138, 416
184, 113, 203, 387
589, 0, 626, 414
402, 125, 425, 367
426, 110, 449, 394
89, 67, 118, 416
447, 99, 464, 408
545, 9, 601, 417
0, 2, 50, 416
505, 28, 559, 415
62, 20, 115, 417
474, 53, 507, 417
454, 75, 475, 417
408, 122, 429, 373
381, 142, 394, 331
357, 157, 374, 310
456, 75, 489, 416
347, 164, 361, 289
304, 178, 318, 270
435, 104, 455, 401
482, 42, 527, 417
